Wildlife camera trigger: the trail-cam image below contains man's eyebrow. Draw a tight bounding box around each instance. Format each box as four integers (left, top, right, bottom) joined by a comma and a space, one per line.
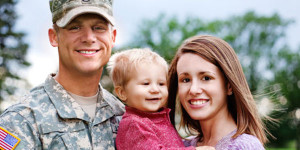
66, 20, 81, 26
95, 20, 108, 24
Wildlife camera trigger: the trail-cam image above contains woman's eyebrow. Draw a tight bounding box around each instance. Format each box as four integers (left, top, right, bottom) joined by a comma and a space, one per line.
178, 71, 216, 76
178, 72, 189, 76
199, 71, 216, 76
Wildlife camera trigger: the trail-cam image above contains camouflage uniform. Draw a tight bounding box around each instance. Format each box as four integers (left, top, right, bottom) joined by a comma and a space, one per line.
0, 74, 125, 149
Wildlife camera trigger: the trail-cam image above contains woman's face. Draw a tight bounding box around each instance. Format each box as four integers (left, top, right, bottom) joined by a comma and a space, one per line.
177, 53, 232, 122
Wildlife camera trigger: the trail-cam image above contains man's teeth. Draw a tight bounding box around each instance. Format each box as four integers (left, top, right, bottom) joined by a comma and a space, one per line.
78, 51, 97, 54
191, 100, 208, 105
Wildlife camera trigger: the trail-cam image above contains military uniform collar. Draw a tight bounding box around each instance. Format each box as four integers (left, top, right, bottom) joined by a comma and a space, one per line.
44, 74, 92, 122
44, 74, 122, 125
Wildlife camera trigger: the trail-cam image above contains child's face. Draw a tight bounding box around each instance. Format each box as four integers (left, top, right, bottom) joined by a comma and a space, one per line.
123, 62, 168, 112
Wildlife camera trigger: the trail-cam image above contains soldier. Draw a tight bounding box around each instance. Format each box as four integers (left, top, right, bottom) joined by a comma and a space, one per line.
0, 0, 125, 149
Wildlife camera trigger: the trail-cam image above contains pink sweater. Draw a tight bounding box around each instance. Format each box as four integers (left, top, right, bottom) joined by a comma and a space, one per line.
116, 106, 195, 150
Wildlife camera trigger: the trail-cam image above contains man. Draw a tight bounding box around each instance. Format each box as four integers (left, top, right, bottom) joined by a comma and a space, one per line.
0, 0, 124, 149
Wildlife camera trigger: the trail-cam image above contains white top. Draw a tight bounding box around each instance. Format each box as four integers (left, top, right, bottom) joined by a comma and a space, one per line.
68, 91, 98, 120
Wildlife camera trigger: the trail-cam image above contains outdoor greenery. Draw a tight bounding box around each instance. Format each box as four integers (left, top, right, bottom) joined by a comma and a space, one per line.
0, 0, 30, 109
110, 11, 299, 149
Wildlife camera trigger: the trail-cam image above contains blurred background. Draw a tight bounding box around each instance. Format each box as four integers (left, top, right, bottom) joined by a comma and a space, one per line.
0, 0, 299, 149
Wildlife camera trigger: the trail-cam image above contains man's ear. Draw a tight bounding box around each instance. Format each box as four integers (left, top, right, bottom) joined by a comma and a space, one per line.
111, 29, 117, 48
227, 83, 233, 96
115, 86, 127, 102
48, 28, 58, 47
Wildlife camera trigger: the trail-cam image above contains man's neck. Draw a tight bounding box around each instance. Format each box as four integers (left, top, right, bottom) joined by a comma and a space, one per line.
54, 69, 102, 97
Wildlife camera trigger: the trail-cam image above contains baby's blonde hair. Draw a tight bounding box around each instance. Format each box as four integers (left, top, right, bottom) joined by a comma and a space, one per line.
107, 48, 168, 87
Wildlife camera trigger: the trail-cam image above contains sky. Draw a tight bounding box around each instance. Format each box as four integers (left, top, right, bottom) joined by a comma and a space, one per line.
15, 0, 300, 87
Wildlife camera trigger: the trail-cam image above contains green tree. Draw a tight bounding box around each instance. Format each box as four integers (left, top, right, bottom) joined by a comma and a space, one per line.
267, 46, 300, 149
124, 11, 299, 148
0, 0, 30, 106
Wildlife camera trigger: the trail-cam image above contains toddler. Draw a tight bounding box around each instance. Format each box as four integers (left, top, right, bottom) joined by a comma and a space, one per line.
107, 48, 214, 150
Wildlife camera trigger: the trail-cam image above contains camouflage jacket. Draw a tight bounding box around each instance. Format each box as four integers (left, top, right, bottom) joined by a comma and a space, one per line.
0, 74, 125, 150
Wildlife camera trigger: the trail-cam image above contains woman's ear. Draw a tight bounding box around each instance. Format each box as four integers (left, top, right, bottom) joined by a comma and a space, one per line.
115, 86, 127, 102
227, 83, 233, 96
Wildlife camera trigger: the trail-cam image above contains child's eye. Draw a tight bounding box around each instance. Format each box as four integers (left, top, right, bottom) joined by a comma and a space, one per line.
142, 82, 149, 85
159, 82, 166, 86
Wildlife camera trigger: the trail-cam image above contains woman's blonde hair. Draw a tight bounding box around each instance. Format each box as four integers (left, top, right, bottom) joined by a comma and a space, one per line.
167, 35, 268, 145
107, 48, 168, 87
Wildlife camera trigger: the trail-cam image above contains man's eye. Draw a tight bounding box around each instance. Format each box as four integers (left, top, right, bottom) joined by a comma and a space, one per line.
69, 26, 80, 30
142, 82, 149, 85
93, 26, 106, 31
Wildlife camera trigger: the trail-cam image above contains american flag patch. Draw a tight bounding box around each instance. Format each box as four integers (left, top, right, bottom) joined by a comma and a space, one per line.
0, 127, 20, 150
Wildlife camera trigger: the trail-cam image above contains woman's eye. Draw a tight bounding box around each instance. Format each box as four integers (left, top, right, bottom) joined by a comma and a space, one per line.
143, 82, 149, 85
182, 78, 190, 83
202, 76, 211, 81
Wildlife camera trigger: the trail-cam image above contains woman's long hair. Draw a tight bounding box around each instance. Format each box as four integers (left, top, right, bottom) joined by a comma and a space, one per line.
167, 35, 268, 144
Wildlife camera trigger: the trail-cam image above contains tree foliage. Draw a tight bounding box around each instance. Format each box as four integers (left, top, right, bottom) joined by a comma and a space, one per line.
0, 0, 30, 104
123, 11, 299, 148
268, 46, 300, 148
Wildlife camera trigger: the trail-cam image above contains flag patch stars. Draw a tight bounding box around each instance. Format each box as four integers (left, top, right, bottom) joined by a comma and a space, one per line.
0, 127, 20, 150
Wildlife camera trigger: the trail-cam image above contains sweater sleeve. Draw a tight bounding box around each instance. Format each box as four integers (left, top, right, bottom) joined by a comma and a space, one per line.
116, 118, 195, 150
224, 134, 265, 150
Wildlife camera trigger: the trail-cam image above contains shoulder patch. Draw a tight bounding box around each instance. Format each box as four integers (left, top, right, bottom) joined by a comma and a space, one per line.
0, 127, 20, 150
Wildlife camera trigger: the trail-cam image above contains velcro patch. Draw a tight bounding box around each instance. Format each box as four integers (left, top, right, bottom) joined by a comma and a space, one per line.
0, 127, 20, 150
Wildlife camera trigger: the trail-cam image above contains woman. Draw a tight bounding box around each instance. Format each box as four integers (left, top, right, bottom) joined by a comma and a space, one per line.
167, 35, 267, 149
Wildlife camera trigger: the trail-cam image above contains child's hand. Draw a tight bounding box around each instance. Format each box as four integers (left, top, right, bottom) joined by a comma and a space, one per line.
195, 146, 215, 150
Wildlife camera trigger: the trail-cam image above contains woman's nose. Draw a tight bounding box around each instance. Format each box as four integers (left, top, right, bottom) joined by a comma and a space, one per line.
189, 80, 203, 96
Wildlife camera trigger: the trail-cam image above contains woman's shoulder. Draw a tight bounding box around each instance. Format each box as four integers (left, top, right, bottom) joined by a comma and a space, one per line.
183, 136, 199, 147
216, 133, 265, 150
234, 133, 264, 146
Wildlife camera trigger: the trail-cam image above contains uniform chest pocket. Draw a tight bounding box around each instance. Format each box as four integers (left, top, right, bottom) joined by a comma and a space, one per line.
40, 122, 91, 149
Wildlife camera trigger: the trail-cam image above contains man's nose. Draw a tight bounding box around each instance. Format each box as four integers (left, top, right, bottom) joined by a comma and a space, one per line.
81, 28, 96, 44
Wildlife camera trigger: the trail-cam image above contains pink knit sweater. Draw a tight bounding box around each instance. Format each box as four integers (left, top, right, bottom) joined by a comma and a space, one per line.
116, 106, 195, 150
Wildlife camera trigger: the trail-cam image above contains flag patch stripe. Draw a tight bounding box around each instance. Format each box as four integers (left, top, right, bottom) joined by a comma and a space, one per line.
0, 127, 20, 150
